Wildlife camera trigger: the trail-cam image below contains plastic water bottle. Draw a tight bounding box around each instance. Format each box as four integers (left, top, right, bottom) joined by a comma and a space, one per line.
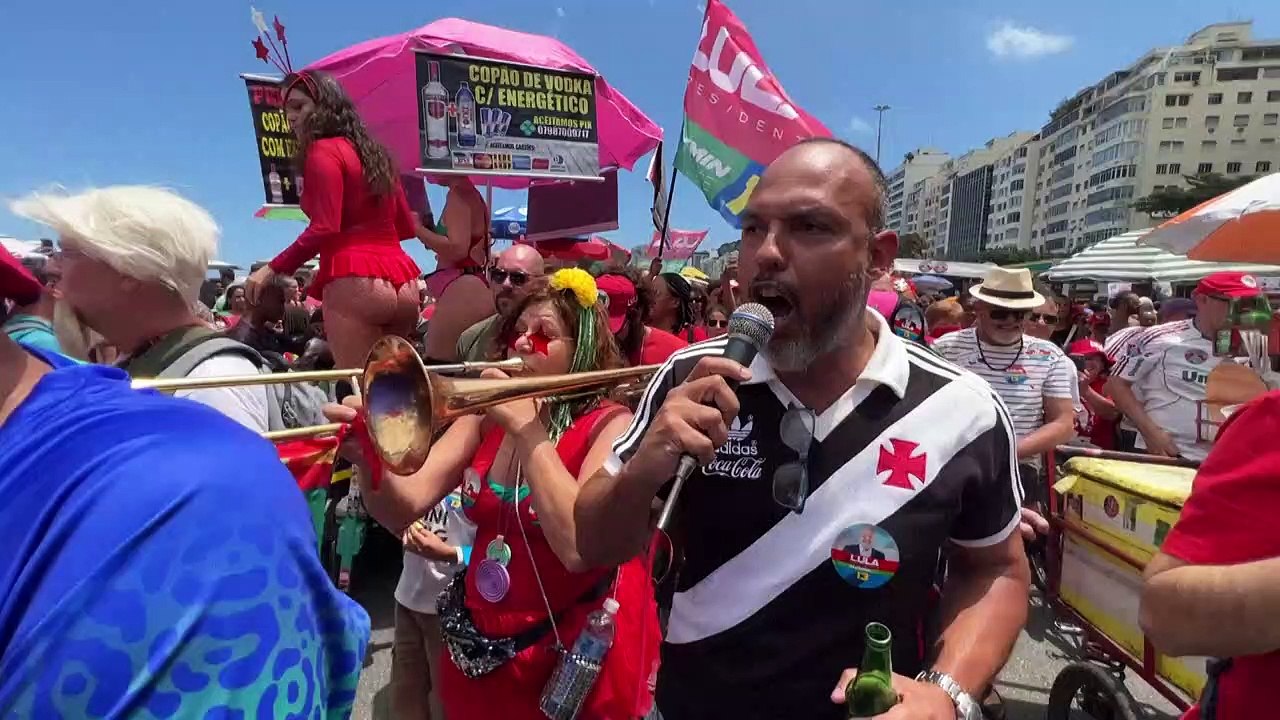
540, 599, 619, 720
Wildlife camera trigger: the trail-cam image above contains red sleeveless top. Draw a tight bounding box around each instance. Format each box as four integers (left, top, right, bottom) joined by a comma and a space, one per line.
439, 402, 661, 720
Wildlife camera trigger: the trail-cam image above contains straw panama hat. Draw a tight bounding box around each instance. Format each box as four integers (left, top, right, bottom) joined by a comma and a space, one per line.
968, 267, 1046, 310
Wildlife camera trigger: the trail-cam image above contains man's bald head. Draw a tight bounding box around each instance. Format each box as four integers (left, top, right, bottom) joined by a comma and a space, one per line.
738, 137, 897, 372
491, 243, 546, 316
499, 244, 545, 275
786, 138, 887, 230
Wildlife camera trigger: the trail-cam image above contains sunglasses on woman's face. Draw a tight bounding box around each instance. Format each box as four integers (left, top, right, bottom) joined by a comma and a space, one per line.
1027, 313, 1059, 324
488, 268, 531, 286
987, 307, 1030, 322
707, 319, 727, 328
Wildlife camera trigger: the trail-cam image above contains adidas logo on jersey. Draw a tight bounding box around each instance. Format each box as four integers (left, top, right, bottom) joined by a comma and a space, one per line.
727, 415, 754, 441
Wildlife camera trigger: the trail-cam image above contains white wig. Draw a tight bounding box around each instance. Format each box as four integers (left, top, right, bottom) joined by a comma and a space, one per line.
10, 186, 219, 303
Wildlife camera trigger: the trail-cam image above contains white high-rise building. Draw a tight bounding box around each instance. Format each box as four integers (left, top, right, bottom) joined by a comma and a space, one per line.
1029, 21, 1280, 256
985, 134, 1042, 252
907, 132, 1035, 260
883, 148, 950, 236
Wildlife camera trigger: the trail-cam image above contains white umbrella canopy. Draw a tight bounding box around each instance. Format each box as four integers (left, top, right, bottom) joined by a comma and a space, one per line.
1044, 229, 1280, 283
1140, 172, 1280, 263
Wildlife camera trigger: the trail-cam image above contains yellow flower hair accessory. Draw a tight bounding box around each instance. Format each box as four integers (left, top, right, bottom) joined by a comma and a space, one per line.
550, 268, 599, 309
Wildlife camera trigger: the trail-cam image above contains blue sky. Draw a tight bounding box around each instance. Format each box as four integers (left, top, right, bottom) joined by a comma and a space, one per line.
3, 0, 1278, 271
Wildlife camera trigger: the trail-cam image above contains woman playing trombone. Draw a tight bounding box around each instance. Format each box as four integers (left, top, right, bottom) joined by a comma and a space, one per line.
327, 269, 660, 720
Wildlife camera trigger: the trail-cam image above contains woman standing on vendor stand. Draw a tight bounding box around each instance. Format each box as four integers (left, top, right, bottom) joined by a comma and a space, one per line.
245, 70, 422, 369
418, 176, 495, 363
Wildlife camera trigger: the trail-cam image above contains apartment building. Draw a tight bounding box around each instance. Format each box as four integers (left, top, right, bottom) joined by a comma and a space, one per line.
908, 132, 1034, 259
1029, 21, 1280, 256
985, 134, 1042, 252
883, 148, 950, 236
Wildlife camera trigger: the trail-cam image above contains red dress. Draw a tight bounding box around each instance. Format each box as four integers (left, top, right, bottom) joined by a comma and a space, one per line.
440, 403, 661, 720
269, 137, 421, 298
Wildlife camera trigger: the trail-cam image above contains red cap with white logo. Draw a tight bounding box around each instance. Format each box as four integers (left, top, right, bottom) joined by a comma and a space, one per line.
1195, 271, 1262, 299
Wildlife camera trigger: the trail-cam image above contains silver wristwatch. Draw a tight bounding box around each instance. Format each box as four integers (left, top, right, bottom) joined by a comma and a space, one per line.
915, 670, 982, 720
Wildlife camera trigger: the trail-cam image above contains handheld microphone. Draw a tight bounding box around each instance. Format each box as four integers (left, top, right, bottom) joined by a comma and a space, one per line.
656, 303, 775, 532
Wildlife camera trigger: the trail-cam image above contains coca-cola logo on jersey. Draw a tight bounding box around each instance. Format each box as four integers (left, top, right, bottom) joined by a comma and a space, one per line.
705, 414, 765, 480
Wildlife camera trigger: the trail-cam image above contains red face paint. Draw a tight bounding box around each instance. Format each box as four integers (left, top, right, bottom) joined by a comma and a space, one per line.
509, 330, 552, 356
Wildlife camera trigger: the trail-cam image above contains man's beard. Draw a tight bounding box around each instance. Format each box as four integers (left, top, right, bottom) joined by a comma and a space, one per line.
52, 301, 93, 361
767, 272, 870, 373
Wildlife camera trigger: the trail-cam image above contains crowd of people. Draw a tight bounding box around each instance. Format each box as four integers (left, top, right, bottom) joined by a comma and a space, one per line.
3, 68, 1277, 720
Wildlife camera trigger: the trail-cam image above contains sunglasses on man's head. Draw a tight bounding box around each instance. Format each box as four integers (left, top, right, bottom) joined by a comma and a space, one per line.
488, 268, 531, 286
1027, 312, 1059, 324
987, 307, 1030, 322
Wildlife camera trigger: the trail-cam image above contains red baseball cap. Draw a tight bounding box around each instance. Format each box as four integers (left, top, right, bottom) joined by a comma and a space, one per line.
1067, 338, 1106, 356
1195, 271, 1262, 299
1, 248, 42, 305
595, 273, 636, 334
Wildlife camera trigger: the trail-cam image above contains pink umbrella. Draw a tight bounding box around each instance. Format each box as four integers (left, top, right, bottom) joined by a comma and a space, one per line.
305, 18, 662, 189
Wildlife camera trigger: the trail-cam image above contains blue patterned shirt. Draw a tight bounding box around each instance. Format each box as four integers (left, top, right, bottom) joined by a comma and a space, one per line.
0, 345, 370, 719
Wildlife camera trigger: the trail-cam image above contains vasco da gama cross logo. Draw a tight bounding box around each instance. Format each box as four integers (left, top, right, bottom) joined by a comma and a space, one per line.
877, 439, 927, 490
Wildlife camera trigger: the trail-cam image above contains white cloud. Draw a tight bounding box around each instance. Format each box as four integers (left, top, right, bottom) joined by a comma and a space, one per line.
986, 21, 1074, 59
848, 116, 873, 135
696, 2, 706, 14
555, 6, 566, 17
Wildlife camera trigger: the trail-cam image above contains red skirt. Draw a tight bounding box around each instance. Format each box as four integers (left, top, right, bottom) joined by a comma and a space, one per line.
309, 243, 420, 298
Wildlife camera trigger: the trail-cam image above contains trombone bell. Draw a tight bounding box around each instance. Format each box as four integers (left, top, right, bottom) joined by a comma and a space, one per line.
361, 336, 659, 476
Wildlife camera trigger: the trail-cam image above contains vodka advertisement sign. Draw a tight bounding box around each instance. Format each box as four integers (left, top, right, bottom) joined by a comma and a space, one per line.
415, 51, 600, 179
243, 75, 302, 207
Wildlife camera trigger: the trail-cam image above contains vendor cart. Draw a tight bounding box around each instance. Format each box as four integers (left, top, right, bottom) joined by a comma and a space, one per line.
1041, 446, 1201, 719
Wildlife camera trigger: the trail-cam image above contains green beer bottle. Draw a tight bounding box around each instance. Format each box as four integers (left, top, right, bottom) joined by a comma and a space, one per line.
846, 622, 899, 717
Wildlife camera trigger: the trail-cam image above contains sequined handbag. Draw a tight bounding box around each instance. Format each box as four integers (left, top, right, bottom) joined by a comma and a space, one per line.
436, 573, 519, 678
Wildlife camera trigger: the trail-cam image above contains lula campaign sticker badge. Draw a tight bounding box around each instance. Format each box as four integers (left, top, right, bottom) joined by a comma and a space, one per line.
831, 524, 900, 589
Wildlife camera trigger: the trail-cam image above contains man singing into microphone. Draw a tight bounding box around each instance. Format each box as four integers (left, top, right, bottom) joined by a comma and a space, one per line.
576, 139, 1029, 720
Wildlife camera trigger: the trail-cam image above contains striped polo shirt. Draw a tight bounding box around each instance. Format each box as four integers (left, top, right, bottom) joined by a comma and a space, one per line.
932, 327, 1077, 440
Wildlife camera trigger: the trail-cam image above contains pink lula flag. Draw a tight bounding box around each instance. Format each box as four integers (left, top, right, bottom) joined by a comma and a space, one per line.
648, 229, 709, 260
675, 0, 831, 228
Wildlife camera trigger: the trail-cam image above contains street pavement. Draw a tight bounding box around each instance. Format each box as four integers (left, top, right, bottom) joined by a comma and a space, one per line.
346, 542, 1184, 720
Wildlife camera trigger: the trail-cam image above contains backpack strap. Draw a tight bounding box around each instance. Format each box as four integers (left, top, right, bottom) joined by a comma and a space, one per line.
124, 325, 220, 378
158, 336, 267, 378
158, 336, 288, 432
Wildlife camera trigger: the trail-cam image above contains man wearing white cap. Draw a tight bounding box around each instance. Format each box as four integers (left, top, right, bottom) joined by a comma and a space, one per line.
933, 267, 1077, 481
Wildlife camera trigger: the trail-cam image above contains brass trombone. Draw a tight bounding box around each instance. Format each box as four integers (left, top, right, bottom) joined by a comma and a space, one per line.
133, 336, 657, 474
133, 357, 524, 442
361, 336, 658, 474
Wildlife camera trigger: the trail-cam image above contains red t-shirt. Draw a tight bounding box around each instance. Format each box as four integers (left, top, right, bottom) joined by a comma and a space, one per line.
632, 326, 688, 366
1076, 377, 1117, 450
1160, 390, 1280, 720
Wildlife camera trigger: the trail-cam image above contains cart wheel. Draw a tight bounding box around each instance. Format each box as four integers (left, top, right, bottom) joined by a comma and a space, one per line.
1046, 662, 1137, 720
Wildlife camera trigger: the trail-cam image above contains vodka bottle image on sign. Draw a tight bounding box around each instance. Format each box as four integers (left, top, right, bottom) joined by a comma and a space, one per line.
268, 164, 283, 204
422, 61, 449, 159
455, 81, 478, 149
